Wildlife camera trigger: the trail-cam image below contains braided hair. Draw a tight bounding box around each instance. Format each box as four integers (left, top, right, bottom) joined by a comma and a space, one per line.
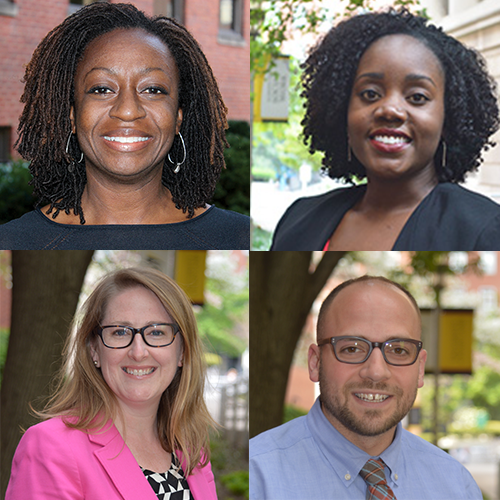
301, 8, 499, 184
16, 2, 228, 224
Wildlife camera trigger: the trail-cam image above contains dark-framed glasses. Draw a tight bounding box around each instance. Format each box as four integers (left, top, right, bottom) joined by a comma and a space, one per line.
318, 336, 423, 366
95, 323, 179, 349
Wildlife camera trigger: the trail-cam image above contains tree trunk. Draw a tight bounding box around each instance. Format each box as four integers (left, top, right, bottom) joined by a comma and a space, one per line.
249, 251, 345, 438
1, 250, 94, 497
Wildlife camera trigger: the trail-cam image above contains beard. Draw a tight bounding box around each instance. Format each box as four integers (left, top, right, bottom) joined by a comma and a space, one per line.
319, 363, 418, 437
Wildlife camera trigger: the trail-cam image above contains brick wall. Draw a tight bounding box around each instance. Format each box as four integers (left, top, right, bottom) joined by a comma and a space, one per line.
0, 0, 250, 159
185, 0, 250, 121
0, 0, 69, 157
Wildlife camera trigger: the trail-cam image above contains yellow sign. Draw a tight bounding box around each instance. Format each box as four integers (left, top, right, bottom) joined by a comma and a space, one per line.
174, 251, 207, 306
253, 55, 290, 122
421, 309, 473, 375
439, 310, 473, 374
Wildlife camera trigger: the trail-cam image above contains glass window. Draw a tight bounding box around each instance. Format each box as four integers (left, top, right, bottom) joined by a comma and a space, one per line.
219, 0, 243, 43
0, 0, 19, 17
154, 0, 184, 23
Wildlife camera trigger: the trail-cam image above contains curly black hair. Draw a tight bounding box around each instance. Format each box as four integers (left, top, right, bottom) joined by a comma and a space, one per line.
301, 8, 499, 184
15, 2, 228, 224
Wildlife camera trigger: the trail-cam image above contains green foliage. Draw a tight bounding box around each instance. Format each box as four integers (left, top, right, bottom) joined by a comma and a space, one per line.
466, 366, 500, 419
195, 253, 248, 359
220, 471, 249, 499
251, 0, 425, 75
251, 225, 272, 251
485, 420, 500, 435
420, 366, 500, 436
251, 0, 328, 74
283, 404, 308, 423
0, 328, 9, 386
0, 160, 35, 224
253, 59, 324, 174
198, 303, 247, 358
210, 431, 248, 500
213, 121, 250, 216
251, 165, 276, 182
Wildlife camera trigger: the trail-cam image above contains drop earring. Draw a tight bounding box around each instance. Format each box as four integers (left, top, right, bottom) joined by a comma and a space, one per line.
66, 132, 84, 173
167, 132, 187, 174
441, 140, 447, 168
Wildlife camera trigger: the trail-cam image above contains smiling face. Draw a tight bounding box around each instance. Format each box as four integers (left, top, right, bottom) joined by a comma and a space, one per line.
309, 281, 426, 442
92, 286, 183, 413
347, 34, 445, 182
70, 28, 183, 183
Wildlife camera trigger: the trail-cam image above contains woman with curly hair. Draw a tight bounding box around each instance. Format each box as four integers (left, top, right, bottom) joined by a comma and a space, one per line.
7, 267, 217, 499
271, 8, 500, 250
0, 2, 249, 250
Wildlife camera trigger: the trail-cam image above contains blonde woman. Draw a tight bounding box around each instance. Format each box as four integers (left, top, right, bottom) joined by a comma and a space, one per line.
7, 268, 217, 500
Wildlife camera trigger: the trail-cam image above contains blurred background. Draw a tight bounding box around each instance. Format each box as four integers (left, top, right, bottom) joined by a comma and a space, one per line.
0, 0, 250, 219
250, 0, 500, 249
0, 250, 249, 499
250, 251, 500, 500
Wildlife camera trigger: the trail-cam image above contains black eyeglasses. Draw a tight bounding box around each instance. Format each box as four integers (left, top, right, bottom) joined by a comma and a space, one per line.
318, 336, 423, 366
95, 323, 179, 349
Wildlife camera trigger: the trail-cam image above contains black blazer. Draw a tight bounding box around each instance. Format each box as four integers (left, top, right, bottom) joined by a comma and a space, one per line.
270, 183, 500, 250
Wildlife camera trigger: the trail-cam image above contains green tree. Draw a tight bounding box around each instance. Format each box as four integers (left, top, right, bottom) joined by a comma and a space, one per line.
250, 251, 346, 437
1, 251, 94, 497
213, 121, 250, 216
0, 161, 35, 224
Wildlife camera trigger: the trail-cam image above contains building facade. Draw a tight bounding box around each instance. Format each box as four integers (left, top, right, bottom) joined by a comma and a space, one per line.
0, 0, 249, 161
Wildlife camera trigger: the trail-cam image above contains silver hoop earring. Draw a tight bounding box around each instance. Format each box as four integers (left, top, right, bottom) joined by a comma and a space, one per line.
168, 132, 186, 174
66, 132, 84, 172
441, 140, 447, 168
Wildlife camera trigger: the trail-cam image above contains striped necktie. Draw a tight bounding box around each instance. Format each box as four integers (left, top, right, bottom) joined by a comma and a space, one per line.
359, 458, 396, 500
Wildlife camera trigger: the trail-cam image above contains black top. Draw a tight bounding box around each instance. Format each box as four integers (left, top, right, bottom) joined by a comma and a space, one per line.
271, 182, 500, 251
0, 205, 250, 250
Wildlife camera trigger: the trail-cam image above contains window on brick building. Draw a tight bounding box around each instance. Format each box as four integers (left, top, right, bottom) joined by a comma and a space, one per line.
68, 0, 106, 16
0, 127, 11, 163
0, 0, 19, 17
219, 0, 244, 45
154, 0, 184, 24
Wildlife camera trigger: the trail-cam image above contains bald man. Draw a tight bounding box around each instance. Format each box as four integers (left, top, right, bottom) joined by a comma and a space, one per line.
250, 276, 481, 500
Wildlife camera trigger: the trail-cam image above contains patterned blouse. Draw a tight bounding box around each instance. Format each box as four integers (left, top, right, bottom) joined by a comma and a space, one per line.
141, 453, 193, 500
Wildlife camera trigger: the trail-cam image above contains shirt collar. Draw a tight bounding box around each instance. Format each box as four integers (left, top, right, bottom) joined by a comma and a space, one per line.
306, 397, 402, 488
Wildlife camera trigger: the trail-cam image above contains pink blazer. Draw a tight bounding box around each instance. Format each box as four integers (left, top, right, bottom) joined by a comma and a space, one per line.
6, 417, 217, 500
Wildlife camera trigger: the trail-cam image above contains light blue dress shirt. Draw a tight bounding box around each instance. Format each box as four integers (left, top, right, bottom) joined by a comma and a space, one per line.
250, 398, 482, 500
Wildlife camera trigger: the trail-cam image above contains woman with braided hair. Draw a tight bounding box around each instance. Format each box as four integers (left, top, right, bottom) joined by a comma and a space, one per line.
271, 8, 500, 251
0, 2, 249, 249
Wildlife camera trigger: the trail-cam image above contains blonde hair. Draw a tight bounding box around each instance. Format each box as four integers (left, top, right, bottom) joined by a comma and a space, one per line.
35, 267, 215, 476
